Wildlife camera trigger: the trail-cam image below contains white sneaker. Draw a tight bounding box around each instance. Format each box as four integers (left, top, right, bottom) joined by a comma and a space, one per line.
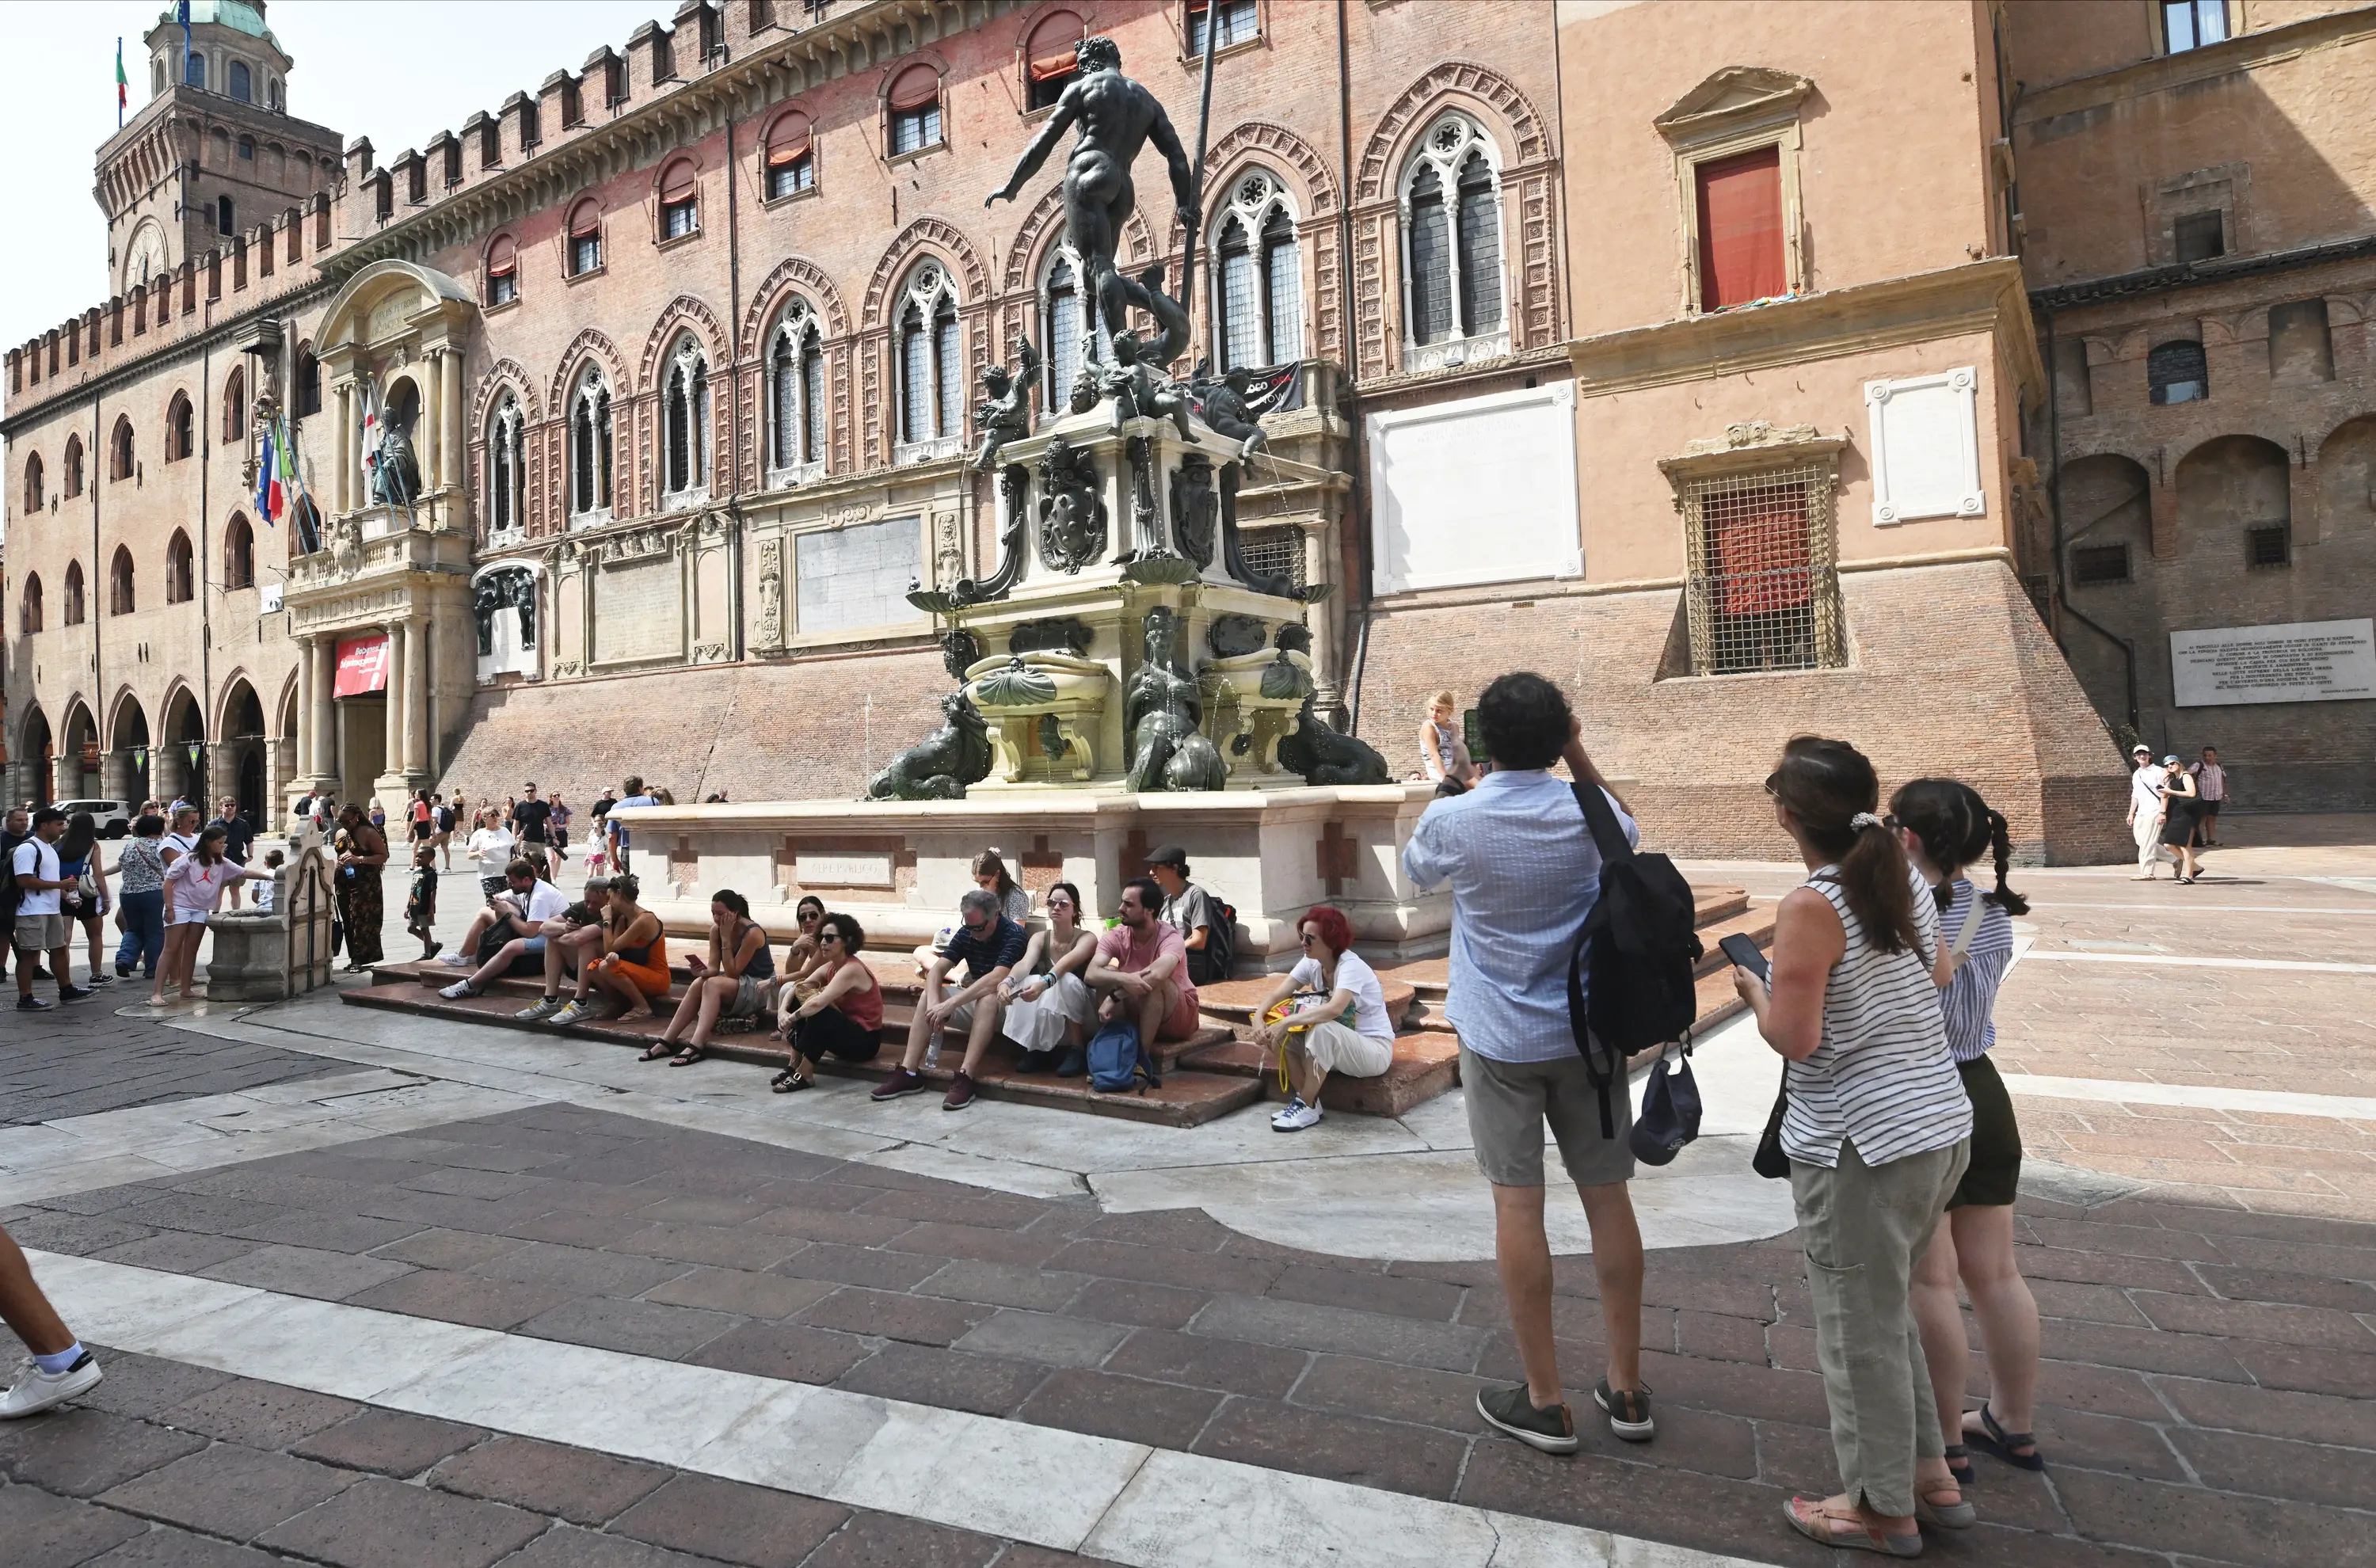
438, 979, 481, 1000
439, 952, 472, 966
1270, 1097, 1323, 1132
0, 1353, 102, 1418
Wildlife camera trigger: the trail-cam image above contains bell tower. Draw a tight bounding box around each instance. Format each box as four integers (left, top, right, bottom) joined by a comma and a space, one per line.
96, 1, 341, 298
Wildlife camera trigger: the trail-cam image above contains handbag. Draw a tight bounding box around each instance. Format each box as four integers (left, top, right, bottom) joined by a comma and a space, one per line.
1262, 989, 1354, 1090
1752, 1076, 1791, 1179
1628, 1043, 1702, 1166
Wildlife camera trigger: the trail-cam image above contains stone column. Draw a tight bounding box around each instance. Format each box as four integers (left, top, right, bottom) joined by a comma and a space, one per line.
442, 348, 463, 493
402, 619, 429, 774
311, 637, 337, 778
417, 360, 440, 504
331, 383, 352, 514
382, 624, 406, 782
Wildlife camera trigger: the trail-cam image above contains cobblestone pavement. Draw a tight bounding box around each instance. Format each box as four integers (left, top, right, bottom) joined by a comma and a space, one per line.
0, 994, 339, 1128
1, 824, 2370, 1568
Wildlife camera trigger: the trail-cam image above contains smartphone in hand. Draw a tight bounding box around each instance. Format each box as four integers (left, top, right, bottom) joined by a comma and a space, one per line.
1719, 932, 1769, 982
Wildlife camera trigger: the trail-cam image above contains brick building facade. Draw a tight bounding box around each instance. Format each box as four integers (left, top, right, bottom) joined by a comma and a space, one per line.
12, 0, 2354, 858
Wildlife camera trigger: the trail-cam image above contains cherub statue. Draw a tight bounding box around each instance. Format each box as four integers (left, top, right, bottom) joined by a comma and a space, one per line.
1122, 606, 1227, 792
1101, 330, 1195, 443
970, 337, 1042, 473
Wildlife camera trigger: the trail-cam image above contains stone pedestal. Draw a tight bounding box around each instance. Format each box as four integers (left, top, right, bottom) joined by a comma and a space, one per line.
204, 845, 337, 1001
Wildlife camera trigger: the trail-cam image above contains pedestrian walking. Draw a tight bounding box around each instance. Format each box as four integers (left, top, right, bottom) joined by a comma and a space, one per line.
0, 805, 30, 988
112, 815, 169, 980
1733, 736, 1973, 1555
2125, 744, 2173, 880
1894, 779, 2047, 1486
1, 1219, 103, 1418
55, 813, 113, 988
2190, 746, 2227, 846
404, 841, 441, 960
2158, 755, 2203, 884
13, 809, 93, 1011
1403, 672, 1654, 1453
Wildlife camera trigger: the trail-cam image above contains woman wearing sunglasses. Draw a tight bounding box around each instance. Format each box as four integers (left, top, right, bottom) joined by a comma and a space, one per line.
1247, 904, 1396, 1132
1000, 881, 1099, 1073
771, 912, 881, 1091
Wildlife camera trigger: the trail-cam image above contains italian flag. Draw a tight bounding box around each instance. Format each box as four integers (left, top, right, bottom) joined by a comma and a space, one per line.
115, 39, 127, 120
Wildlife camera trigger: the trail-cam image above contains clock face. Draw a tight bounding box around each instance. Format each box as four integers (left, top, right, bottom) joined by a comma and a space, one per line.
124, 223, 169, 291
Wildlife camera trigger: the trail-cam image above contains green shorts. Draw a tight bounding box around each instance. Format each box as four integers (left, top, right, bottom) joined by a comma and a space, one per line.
1948, 1053, 2023, 1208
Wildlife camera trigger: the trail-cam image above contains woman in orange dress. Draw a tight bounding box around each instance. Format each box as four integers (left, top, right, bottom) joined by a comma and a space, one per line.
552, 873, 669, 1025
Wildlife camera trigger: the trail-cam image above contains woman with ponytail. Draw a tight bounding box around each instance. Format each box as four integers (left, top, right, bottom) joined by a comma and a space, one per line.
1734, 737, 1974, 1555
1893, 780, 2044, 1484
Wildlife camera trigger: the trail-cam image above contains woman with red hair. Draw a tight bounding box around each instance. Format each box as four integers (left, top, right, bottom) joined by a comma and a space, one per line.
1249, 904, 1396, 1132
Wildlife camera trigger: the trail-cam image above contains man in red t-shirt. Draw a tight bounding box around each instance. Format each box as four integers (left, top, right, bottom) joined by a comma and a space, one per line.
1087, 877, 1201, 1045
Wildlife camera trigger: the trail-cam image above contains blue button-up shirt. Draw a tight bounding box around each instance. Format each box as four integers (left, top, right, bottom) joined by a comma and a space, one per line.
1403, 768, 1638, 1064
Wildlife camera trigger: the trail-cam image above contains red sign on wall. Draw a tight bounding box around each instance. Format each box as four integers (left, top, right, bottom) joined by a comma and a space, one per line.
333, 634, 390, 698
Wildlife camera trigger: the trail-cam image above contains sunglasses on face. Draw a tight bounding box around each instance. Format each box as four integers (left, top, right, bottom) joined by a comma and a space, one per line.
818, 932, 842, 946
799, 911, 821, 923
1298, 931, 1322, 946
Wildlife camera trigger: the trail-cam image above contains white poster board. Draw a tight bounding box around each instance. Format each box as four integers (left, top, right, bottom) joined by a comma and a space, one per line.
1368, 382, 1581, 595
2170, 618, 2376, 707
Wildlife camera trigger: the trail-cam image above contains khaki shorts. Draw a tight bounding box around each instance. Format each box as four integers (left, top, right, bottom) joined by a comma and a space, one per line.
1460, 1041, 1635, 1188
13, 913, 69, 952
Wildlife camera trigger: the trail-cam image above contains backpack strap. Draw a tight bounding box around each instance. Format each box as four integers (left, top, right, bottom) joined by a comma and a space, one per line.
1569, 781, 1634, 866
1567, 780, 1626, 1139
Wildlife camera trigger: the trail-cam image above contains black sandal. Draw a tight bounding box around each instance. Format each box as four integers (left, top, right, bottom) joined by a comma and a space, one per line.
1970, 1403, 2044, 1471
771, 1070, 812, 1092
1944, 1443, 1974, 1486
638, 1041, 675, 1062
669, 1045, 707, 1068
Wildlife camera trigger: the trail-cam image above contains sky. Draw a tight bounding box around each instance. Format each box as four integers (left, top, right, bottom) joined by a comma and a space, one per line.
0, 0, 672, 339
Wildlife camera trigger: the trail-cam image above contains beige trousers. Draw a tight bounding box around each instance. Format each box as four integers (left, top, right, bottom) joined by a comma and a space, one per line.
1790, 1136, 1970, 1519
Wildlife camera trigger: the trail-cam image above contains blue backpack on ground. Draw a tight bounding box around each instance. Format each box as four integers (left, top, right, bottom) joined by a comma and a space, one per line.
1087, 1018, 1159, 1094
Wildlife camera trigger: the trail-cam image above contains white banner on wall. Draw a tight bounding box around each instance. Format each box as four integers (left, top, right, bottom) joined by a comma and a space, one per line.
2170, 618, 2376, 707
1366, 382, 1582, 596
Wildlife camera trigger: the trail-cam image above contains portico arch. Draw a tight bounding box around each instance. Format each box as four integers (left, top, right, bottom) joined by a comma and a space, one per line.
105, 690, 153, 803
17, 706, 55, 807
161, 683, 208, 806
58, 700, 101, 802
215, 675, 268, 826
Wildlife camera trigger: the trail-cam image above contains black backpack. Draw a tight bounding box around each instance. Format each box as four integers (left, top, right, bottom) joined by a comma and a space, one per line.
1566, 782, 1704, 1136
1193, 890, 1237, 985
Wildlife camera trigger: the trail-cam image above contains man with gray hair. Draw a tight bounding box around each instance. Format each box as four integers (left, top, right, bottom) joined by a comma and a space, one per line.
873, 886, 1026, 1111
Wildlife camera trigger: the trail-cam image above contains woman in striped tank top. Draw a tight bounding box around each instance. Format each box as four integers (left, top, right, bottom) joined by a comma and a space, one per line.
1894, 782, 2045, 1483
1734, 737, 1974, 1555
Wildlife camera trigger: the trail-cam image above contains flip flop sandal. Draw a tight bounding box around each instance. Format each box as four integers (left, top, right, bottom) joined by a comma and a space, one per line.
669, 1046, 707, 1068
1970, 1403, 2045, 1471
1943, 1444, 1974, 1486
1783, 1498, 1922, 1557
638, 1042, 675, 1062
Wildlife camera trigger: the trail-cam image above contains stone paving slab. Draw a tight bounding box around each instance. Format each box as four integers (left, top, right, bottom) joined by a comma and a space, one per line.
0, 995, 338, 1127
7, 1099, 2373, 1567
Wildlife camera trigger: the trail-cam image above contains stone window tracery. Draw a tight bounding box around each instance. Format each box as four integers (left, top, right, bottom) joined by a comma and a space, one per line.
569, 367, 614, 527
661, 336, 710, 506
895, 263, 963, 459
767, 300, 826, 481
487, 395, 527, 539
1041, 240, 1085, 412
1212, 170, 1302, 369
1399, 113, 1506, 369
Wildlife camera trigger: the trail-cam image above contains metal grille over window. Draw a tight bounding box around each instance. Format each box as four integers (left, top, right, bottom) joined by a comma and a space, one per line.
2246, 525, 2290, 569
1681, 463, 1843, 676
1239, 527, 1305, 592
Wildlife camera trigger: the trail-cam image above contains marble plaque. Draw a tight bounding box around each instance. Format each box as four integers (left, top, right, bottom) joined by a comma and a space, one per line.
2170, 618, 2376, 707
798, 852, 896, 888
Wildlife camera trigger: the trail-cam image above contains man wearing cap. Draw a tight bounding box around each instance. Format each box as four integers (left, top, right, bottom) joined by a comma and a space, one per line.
1147, 845, 1224, 985
2127, 744, 2174, 880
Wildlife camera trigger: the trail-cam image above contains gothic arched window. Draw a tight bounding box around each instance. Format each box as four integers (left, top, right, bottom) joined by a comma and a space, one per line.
1399, 113, 1506, 360
223, 515, 255, 589
569, 367, 613, 523
661, 336, 710, 503
487, 395, 526, 535
1212, 170, 1302, 370
896, 263, 962, 451
767, 300, 826, 477
63, 562, 86, 626
1041, 242, 1085, 411
166, 530, 195, 603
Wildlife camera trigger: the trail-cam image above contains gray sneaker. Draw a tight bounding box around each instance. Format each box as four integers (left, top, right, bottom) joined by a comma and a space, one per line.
437, 979, 482, 1001
514, 995, 565, 1022
548, 1000, 592, 1026
1476, 1384, 1578, 1455
1595, 1379, 1655, 1442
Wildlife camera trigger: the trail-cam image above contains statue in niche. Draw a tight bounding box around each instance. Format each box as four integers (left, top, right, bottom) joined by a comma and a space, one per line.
1036, 436, 1106, 574
508, 570, 538, 649
473, 576, 504, 657
863, 691, 992, 801
1171, 453, 1217, 569
1122, 606, 1226, 793
1274, 626, 1391, 786
473, 571, 537, 657
987, 35, 1195, 369
1101, 330, 1195, 442
367, 409, 421, 509
970, 338, 1041, 474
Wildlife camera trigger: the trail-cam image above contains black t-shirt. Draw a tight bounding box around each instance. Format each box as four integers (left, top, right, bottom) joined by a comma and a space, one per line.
592, 793, 618, 821
511, 799, 554, 843
207, 816, 257, 863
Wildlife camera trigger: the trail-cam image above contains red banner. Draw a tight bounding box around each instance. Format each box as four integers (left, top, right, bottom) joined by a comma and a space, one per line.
333, 634, 390, 698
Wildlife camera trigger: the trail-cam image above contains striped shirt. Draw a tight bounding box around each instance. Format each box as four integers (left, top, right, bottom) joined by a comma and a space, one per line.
1781, 866, 1972, 1169
1935, 877, 2013, 1064
1402, 768, 1638, 1064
